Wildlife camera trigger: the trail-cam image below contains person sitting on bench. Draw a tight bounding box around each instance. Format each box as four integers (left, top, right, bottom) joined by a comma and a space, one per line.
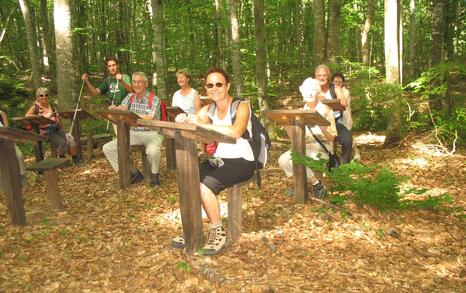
171, 67, 255, 255
278, 75, 337, 199
25, 88, 81, 165
102, 72, 164, 188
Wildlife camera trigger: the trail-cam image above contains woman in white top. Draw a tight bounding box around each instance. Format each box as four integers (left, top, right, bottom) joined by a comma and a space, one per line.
171, 67, 255, 255
171, 69, 201, 114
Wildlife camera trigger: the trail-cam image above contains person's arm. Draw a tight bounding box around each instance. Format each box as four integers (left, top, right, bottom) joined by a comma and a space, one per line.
334, 84, 348, 107
25, 105, 38, 116
117, 73, 133, 93
319, 107, 337, 142
0, 110, 8, 127
81, 73, 102, 97
193, 91, 202, 113
194, 102, 250, 138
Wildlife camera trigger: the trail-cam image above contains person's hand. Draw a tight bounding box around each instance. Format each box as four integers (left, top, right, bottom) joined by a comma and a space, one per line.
186, 114, 198, 124
108, 104, 117, 110
175, 113, 188, 123
116, 73, 122, 81
44, 112, 54, 119
81, 73, 89, 81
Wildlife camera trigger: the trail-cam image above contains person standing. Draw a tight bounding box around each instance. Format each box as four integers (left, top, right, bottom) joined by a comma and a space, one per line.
102, 72, 164, 188
81, 57, 132, 106
171, 69, 201, 114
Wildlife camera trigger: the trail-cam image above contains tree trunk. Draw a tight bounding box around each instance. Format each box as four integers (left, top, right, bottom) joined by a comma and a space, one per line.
116, 0, 131, 73
384, 0, 402, 145
229, 0, 243, 98
407, 0, 416, 79
150, 0, 167, 100
54, 0, 77, 112
361, 0, 373, 64
312, 0, 325, 66
39, 0, 56, 89
327, 0, 340, 63
429, 0, 445, 110
18, 0, 41, 90
214, 0, 225, 68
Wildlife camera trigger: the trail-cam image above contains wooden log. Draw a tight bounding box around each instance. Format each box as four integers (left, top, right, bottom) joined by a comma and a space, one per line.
44, 169, 63, 210
0, 139, 26, 225
227, 184, 242, 243
117, 121, 131, 189
291, 120, 308, 203
174, 131, 203, 254
86, 133, 94, 160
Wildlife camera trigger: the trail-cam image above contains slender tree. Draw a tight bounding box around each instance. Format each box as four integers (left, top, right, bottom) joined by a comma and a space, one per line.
327, 0, 340, 63
18, 0, 41, 90
313, 0, 325, 66
429, 0, 446, 110
214, 0, 225, 68
39, 0, 56, 86
253, 0, 269, 112
229, 0, 243, 98
384, 0, 402, 145
54, 0, 76, 111
361, 0, 373, 65
150, 0, 167, 100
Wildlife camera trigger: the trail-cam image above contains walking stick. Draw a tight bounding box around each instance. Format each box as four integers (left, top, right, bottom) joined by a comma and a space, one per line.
69, 79, 85, 134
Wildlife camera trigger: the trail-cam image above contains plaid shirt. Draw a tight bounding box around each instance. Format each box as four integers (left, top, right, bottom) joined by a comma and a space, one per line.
121, 90, 161, 131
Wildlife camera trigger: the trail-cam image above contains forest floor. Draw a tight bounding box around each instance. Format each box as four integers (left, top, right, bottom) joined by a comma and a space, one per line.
0, 131, 464, 292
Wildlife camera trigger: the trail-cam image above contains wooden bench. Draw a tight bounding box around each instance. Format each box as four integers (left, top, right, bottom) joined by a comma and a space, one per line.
79, 133, 114, 160
227, 174, 257, 244
26, 158, 69, 211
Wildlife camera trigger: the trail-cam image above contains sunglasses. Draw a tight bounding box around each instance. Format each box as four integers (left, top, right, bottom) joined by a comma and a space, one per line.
206, 82, 224, 89
39, 94, 49, 97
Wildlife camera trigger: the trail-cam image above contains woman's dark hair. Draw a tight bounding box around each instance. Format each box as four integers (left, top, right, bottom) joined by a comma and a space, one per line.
203, 67, 230, 84
105, 57, 119, 65
331, 72, 345, 82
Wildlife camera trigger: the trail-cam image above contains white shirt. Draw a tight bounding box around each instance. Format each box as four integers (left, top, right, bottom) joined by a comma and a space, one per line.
172, 88, 198, 115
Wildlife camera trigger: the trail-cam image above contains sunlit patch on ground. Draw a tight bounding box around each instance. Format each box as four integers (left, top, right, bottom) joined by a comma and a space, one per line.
398, 157, 429, 168
354, 132, 386, 145
411, 142, 454, 157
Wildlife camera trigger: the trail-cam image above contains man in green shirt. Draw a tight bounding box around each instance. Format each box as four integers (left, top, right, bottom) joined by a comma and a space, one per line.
81, 57, 132, 106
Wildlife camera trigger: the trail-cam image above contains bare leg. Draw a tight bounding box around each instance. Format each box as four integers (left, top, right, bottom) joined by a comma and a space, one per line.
200, 183, 221, 224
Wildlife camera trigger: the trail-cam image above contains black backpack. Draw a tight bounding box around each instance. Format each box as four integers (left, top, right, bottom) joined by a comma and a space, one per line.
208, 99, 271, 188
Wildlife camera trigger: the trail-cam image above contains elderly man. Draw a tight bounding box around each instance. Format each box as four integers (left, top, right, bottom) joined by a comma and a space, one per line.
81, 57, 132, 106
102, 72, 164, 187
302, 64, 353, 163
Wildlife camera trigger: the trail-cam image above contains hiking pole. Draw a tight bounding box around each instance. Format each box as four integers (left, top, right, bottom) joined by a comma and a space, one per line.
106, 84, 118, 132
69, 79, 85, 134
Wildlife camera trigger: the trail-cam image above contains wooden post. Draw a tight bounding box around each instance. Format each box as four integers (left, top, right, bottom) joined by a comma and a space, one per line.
117, 121, 131, 189
174, 131, 203, 254
32, 123, 44, 162
86, 133, 94, 160
44, 169, 63, 210
0, 139, 26, 225
291, 120, 308, 203
165, 137, 176, 169
227, 185, 242, 243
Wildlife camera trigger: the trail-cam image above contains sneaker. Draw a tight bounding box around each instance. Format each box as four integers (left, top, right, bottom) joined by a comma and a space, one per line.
150, 173, 160, 187
202, 224, 226, 255
171, 236, 185, 249
312, 182, 326, 199
130, 171, 144, 184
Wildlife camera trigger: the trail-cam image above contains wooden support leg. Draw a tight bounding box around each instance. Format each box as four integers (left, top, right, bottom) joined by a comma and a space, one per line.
117, 121, 131, 189
174, 132, 203, 254
0, 139, 26, 225
291, 121, 308, 203
87, 133, 94, 161
44, 169, 63, 211
72, 118, 83, 160
165, 138, 176, 169
227, 185, 242, 244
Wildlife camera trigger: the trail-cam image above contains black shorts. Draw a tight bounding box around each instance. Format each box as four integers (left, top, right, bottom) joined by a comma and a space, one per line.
200, 158, 255, 195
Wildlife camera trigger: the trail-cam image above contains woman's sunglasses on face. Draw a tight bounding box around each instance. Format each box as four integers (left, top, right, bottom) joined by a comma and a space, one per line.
39, 94, 49, 97
206, 82, 224, 89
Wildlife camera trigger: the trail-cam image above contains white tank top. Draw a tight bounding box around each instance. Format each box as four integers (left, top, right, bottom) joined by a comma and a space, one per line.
172, 88, 198, 114
213, 102, 254, 161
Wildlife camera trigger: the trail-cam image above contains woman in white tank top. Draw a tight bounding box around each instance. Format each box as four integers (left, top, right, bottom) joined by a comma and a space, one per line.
171, 69, 201, 114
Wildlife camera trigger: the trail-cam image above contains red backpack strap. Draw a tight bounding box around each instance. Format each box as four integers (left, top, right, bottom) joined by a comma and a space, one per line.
160, 100, 167, 121
129, 93, 136, 107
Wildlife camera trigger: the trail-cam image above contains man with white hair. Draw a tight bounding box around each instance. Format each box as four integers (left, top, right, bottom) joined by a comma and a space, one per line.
102, 72, 164, 187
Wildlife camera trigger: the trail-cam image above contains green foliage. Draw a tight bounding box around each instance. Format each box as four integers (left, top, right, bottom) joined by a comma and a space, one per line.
177, 261, 190, 272
291, 152, 452, 212
0, 74, 31, 121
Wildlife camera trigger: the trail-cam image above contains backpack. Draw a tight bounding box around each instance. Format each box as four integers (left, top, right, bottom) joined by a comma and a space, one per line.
329, 83, 343, 118
129, 91, 167, 121
208, 99, 271, 188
